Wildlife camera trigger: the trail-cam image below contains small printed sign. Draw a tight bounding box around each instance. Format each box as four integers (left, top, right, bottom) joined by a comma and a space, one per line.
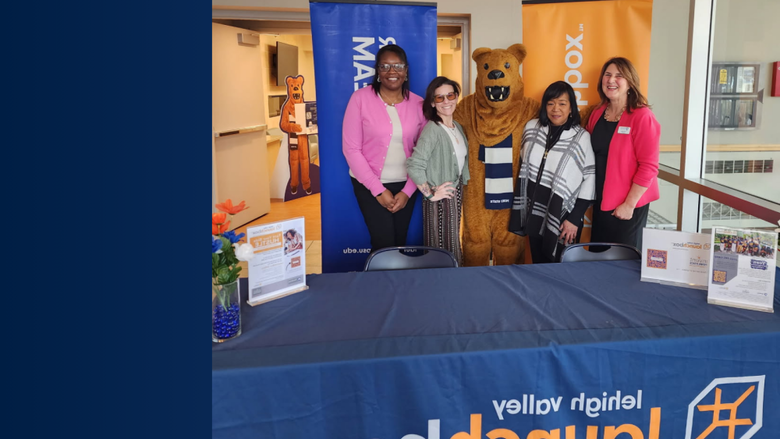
246, 217, 308, 306
707, 226, 776, 312
641, 229, 711, 289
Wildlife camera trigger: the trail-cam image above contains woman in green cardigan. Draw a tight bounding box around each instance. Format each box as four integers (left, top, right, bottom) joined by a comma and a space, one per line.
406, 76, 470, 265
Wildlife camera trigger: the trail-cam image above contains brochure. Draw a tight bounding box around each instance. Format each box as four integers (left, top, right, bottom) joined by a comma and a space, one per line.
246, 217, 308, 306
641, 228, 711, 289
294, 102, 318, 135
707, 227, 776, 312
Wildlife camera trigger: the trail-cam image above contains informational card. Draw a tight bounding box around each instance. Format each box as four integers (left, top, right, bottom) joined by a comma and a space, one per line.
707, 227, 776, 313
641, 228, 711, 289
245, 217, 307, 306
294, 102, 318, 135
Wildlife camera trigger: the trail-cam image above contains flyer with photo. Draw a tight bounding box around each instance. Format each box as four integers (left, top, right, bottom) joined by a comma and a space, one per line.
707, 227, 776, 312
246, 217, 307, 305
641, 229, 711, 289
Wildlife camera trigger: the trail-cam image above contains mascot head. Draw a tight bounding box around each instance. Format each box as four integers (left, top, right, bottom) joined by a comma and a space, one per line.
472, 44, 527, 110
285, 75, 305, 104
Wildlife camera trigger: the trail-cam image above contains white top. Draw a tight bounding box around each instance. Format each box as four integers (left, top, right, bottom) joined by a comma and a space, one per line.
441, 122, 467, 175
379, 105, 408, 183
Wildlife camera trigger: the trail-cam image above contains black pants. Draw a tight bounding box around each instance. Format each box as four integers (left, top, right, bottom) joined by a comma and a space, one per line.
351, 178, 418, 251
591, 203, 650, 250
528, 233, 564, 264
526, 216, 585, 264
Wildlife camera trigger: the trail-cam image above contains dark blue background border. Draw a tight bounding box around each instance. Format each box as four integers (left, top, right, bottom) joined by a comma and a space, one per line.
8, 1, 211, 437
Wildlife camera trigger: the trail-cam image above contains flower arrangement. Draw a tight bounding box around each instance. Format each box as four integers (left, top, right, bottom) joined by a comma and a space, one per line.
212, 199, 255, 341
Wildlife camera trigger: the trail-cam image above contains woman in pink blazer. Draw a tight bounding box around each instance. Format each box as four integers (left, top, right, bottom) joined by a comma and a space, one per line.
584, 57, 661, 250
342, 45, 426, 251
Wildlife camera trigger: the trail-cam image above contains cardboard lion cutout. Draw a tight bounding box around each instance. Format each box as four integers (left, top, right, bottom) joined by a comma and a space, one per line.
453, 44, 540, 266
279, 75, 312, 195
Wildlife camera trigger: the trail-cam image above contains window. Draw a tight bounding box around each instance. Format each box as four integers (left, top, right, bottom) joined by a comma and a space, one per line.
655, 0, 779, 241
700, 197, 775, 233
702, 159, 773, 175
649, 179, 680, 230
703, 0, 780, 205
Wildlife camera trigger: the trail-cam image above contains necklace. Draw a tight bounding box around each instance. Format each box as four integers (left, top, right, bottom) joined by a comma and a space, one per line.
442, 123, 459, 144
380, 91, 402, 106
604, 105, 626, 122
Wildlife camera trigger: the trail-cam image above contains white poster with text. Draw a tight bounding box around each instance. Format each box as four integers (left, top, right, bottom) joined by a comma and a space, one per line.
641, 229, 711, 289
707, 226, 776, 312
246, 217, 306, 305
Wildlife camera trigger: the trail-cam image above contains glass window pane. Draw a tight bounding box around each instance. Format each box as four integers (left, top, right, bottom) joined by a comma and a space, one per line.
647, 179, 679, 230
699, 196, 776, 234
649, 1, 690, 171
704, 0, 780, 204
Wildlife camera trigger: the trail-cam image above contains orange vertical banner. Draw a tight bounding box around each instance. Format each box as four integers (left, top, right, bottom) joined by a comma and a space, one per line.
522, 0, 653, 109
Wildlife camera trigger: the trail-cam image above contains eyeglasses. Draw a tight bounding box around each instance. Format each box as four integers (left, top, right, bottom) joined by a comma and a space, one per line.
378, 63, 407, 72
433, 92, 458, 103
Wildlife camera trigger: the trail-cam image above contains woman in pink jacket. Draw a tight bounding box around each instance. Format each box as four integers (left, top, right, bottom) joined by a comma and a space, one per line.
585, 57, 661, 250
342, 45, 426, 251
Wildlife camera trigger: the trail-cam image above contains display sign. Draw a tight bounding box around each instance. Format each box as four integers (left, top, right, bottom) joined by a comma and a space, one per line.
294, 102, 318, 135
310, 1, 436, 273
246, 217, 308, 305
641, 228, 711, 289
708, 226, 777, 312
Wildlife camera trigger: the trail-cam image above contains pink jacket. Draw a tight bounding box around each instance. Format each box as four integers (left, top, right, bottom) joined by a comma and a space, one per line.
586, 105, 661, 211
342, 86, 425, 197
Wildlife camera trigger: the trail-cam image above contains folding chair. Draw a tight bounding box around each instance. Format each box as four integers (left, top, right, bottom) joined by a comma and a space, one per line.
363, 246, 458, 271
559, 242, 641, 263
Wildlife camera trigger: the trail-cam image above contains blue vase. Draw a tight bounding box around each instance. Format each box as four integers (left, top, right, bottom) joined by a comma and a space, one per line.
212, 280, 242, 343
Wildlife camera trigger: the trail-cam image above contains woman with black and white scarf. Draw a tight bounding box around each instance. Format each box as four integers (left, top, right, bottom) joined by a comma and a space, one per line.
509, 81, 596, 263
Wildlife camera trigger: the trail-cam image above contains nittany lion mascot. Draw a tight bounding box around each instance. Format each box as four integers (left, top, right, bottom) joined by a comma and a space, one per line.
279, 75, 312, 195
453, 44, 540, 266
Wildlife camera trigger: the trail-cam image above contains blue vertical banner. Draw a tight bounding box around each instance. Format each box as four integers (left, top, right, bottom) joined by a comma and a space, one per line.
310, 0, 437, 273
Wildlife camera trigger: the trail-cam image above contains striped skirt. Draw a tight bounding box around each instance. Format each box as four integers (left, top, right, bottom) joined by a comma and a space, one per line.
422, 181, 463, 266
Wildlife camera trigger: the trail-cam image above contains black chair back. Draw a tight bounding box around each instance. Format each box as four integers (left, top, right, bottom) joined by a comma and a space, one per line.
363, 246, 458, 271
559, 242, 641, 263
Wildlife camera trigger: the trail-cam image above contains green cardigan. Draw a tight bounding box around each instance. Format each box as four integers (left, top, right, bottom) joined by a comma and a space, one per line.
406, 120, 470, 188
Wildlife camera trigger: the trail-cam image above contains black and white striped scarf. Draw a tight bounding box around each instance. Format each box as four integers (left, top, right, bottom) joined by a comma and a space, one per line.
478, 135, 514, 210
512, 120, 595, 239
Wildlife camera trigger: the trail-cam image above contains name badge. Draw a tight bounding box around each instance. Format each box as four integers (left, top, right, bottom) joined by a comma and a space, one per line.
618, 126, 631, 134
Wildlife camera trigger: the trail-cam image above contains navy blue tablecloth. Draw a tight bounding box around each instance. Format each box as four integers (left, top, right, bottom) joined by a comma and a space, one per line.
213, 261, 780, 369
213, 261, 780, 439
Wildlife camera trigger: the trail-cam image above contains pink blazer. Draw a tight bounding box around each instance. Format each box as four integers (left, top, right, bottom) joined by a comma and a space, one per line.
586, 105, 661, 211
342, 86, 425, 197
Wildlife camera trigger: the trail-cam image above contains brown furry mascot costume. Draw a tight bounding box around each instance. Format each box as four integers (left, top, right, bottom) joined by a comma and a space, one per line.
453, 44, 540, 266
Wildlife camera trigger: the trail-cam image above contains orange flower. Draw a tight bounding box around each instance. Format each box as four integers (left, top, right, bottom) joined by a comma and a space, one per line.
212, 212, 227, 225
215, 199, 248, 215
212, 220, 231, 235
